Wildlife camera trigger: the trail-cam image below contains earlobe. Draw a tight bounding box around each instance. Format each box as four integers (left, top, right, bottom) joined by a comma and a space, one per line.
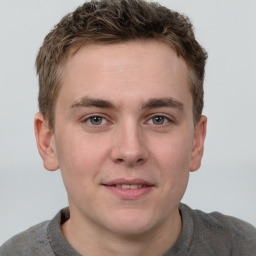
34, 113, 59, 171
190, 115, 207, 172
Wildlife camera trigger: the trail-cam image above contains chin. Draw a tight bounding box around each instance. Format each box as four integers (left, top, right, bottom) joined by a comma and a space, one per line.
108, 223, 153, 237
103, 210, 161, 237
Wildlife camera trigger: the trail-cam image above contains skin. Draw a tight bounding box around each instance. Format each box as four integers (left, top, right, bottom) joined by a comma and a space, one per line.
35, 40, 207, 256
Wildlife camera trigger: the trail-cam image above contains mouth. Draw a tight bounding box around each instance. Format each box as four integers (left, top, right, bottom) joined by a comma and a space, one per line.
102, 178, 154, 188
104, 184, 153, 189
102, 179, 154, 199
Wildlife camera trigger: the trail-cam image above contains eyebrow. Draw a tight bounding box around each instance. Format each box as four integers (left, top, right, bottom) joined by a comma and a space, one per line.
71, 97, 183, 110
141, 97, 184, 110
71, 97, 116, 109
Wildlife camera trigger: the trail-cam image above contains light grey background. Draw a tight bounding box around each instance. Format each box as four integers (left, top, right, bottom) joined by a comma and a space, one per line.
0, 0, 255, 245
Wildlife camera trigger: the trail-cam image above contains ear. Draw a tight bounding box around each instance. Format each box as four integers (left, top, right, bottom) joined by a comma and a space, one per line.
34, 112, 59, 171
189, 115, 207, 172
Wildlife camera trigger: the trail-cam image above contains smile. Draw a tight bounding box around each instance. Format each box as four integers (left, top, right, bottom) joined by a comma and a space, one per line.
102, 179, 154, 199
108, 184, 151, 189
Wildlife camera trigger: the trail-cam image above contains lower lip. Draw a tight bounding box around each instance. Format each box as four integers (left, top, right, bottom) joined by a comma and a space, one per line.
104, 186, 154, 200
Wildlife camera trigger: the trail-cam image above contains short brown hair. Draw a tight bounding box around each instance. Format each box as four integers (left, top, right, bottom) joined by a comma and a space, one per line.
36, 0, 207, 130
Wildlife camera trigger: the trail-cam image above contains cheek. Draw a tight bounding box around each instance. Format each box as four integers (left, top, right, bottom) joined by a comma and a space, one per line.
147, 132, 192, 218
55, 130, 114, 191
155, 136, 192, 171
151, 131, 193, 189
54, 133, 107, 196
56, 131, 107, 169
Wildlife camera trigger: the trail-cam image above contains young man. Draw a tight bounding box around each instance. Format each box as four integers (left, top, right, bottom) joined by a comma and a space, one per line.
1, 0, 255, 255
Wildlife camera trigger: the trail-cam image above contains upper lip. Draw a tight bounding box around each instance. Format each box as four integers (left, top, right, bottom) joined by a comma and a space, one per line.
102, 178, 154, 186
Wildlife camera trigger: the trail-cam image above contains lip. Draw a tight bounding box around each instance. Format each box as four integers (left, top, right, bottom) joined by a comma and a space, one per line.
103, 178, 154, 186
102, 178, 154, 200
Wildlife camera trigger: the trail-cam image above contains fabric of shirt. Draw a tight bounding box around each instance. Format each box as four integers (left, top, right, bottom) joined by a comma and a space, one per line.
0, 203, 255, 255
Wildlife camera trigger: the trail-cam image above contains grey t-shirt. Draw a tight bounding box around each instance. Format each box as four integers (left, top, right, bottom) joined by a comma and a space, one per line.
1, 203, 255, 255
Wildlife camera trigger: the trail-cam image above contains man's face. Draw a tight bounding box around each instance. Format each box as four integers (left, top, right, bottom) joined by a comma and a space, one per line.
38, 40, 206, 237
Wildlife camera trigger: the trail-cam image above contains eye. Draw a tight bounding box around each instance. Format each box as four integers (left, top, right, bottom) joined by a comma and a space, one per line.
83, 116, 107, 126
148, 115, 171, 125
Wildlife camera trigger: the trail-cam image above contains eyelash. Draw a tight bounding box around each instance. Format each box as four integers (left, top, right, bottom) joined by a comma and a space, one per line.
81, 114, 174, 128
81, 115, 109, 126
146, 114, 173, 126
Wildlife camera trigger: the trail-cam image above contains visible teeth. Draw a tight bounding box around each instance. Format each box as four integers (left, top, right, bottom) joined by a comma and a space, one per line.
116, 184, 143, 189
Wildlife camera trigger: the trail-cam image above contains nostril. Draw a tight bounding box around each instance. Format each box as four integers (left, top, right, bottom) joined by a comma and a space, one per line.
115, 158, 124, 164
114, 157, 145, 166
110, 142, 148, 165
137, 158, 144, 163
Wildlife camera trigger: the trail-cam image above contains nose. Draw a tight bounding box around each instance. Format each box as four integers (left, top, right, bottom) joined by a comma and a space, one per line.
110, 121, 149, 166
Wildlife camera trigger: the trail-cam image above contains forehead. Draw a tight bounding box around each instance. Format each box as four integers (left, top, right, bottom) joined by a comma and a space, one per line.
58, 40, 191, 109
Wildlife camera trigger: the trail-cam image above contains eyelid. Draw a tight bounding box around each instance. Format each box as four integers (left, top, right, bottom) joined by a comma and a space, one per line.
80, 112, 175, 128
146, 113, 174, 123
81, 113, 112, 125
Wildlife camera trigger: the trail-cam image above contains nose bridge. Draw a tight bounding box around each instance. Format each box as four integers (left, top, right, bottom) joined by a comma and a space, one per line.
111, 117, 148, 165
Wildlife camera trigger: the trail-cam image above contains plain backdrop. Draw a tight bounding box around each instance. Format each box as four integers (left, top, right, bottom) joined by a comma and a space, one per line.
0, 0, 255, 245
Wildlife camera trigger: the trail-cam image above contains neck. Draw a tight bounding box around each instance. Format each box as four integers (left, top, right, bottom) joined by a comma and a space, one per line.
61, 208, 182, 256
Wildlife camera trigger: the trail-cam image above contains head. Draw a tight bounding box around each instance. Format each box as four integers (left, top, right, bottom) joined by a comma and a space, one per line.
34, 0, 208, 246
36, 0, 207, 131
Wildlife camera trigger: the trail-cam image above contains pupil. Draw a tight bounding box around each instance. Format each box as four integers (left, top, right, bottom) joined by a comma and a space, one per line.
90, 116, 102, 125
153, 116, 164, 125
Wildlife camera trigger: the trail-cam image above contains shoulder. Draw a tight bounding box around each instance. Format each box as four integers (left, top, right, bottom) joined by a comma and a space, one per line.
180, 204, 256, 255
193, 206, 256, 238
0, 220, 55, 256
